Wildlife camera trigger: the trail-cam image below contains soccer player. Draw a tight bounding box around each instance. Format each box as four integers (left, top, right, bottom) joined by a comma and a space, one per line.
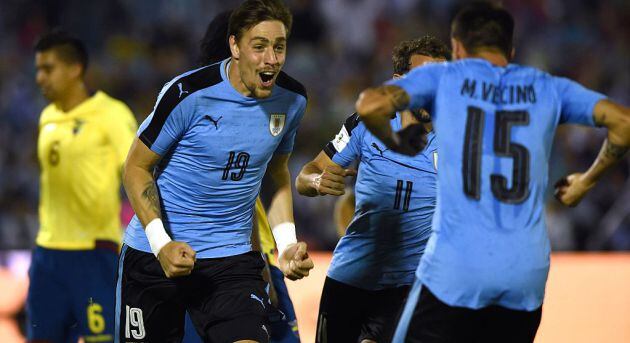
355, 3, 630, 342
30, 30, 137, 343
296, 36, 449, 343
182, 10, 301, 343
118, 0, 314, 342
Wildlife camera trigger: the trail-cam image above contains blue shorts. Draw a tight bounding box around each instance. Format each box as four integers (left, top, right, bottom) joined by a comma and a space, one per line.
27, 245, 118, 342
268, 265, 299, 343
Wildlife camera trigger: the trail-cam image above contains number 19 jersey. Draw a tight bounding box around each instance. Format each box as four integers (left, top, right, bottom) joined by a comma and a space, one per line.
389, 58, 606, 310
124, 59, 307, 258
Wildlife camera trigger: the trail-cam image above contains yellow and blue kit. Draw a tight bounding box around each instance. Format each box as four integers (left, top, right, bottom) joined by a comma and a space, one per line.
27, 91, 136, 342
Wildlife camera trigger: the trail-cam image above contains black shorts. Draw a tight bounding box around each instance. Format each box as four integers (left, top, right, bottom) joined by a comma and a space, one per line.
115, 245, 270, 343
401, 285, 542, 343
316, 276, 410, 343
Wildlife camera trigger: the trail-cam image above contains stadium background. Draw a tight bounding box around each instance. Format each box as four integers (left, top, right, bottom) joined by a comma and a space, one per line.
0, 0, 628, 341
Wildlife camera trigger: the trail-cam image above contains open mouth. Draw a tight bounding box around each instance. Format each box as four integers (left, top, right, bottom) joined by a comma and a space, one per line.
259, 71, 276, 88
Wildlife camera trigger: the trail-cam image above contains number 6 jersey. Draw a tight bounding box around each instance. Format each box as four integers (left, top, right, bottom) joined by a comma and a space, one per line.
325, 112, 438, 290
124, 59, 307, 258
388, 58, 606, 310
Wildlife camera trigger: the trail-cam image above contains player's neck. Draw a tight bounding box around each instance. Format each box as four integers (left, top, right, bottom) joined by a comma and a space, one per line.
227, 59, 253, 97
469, 50, 509, 67
56, 82, 90, 113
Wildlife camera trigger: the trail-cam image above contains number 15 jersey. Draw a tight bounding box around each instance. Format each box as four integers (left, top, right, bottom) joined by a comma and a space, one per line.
389, 58, 605, 311
124, 59, 307, 258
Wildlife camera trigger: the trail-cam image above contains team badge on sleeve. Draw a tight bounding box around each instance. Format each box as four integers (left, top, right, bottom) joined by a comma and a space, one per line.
332, 125, 350, 152
269, 113, 286, 136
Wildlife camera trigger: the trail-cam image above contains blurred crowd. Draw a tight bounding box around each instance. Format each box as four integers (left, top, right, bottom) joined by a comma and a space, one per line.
0, 0, 629, 252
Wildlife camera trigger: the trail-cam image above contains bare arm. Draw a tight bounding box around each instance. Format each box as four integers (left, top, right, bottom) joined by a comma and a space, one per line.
356, 85, 427, 156
266, 153, 314, 280
584, 100, 630, 183
266, 153, 295, 228
123, 138, 195, 277
334, 190, 355, 238
123, 138, 162, 226
295, 151, 356, 197
355, 85, 410, 147
555, 99, 630, 206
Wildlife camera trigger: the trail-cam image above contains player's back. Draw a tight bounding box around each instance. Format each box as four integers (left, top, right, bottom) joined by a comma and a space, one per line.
401, 58, 604, 311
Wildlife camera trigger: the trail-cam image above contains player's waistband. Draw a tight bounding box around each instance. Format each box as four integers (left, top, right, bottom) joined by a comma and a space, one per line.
36, 239, 120, 253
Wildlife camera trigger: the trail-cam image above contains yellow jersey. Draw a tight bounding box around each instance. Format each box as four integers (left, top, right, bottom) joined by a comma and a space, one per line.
255, 197, 278, 267
37, 91, 137, 250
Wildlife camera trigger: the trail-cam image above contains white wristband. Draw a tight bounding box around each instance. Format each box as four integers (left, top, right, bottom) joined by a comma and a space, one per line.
272, 222, 297, 257
145, 218, 172, 257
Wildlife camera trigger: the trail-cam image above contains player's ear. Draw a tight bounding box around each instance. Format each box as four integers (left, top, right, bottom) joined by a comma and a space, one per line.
451, 37, 464, 60
393, 73, 402, 79
69, 63, 83, 80
510, 47, 515, 60
229, 35, 240, 60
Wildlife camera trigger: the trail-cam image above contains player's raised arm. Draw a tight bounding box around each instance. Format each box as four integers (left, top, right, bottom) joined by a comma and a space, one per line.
266, 153, 314, 280
555, 99, 630, 206
355, 85, 411, 152
123, 138, 195, 277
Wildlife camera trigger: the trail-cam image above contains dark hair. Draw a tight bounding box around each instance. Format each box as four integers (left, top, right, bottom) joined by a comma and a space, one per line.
199, 10, 233, 66
451, 2, 514, 58
392, 36, 451, 74
228, 0, 292, 41
34, 29, 89, 74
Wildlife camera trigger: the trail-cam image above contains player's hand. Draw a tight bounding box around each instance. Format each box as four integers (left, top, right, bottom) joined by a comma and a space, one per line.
157, 241, 196, 278
554, 173, 595, 207
278, 242, 314, 281
313, 165, 357, 196
389, 124, 428, 156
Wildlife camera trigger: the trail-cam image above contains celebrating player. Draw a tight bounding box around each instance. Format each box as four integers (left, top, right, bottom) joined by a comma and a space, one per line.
355, 3, 630, 342
118, 0, 314, 342
182, 9, 301, 343
30, 30, 137, 343
296, 36, 449, 343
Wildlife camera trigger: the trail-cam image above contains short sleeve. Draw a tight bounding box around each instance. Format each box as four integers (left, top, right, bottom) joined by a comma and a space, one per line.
554, 76, 606, 126
107, 103, 137, 166
275, 97, 307, 154
138, 82, 195, 156
386, 62, 446, 111
323, 113, 364, 168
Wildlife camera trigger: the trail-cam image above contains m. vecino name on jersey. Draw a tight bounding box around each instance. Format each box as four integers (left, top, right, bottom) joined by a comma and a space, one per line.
460, 78, 537, 105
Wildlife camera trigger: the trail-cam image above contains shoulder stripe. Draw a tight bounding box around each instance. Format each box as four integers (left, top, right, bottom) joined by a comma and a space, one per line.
276, 71, 307, 99
343, 112, 361, 135
139, 63, 223, 148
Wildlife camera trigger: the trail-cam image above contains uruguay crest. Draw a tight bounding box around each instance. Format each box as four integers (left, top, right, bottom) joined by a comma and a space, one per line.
269, 113, 286, 136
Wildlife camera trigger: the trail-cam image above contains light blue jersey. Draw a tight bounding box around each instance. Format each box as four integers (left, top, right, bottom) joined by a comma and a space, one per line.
389, 58, 606, 310
125, 59, 307, 258
325, 113, 437, 290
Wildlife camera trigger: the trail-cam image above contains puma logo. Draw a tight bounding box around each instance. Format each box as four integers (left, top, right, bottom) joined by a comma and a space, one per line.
177, 82, 189, 98
205, 115, 223, 129
371, 142, 389, 156
250, 293, 265, 309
